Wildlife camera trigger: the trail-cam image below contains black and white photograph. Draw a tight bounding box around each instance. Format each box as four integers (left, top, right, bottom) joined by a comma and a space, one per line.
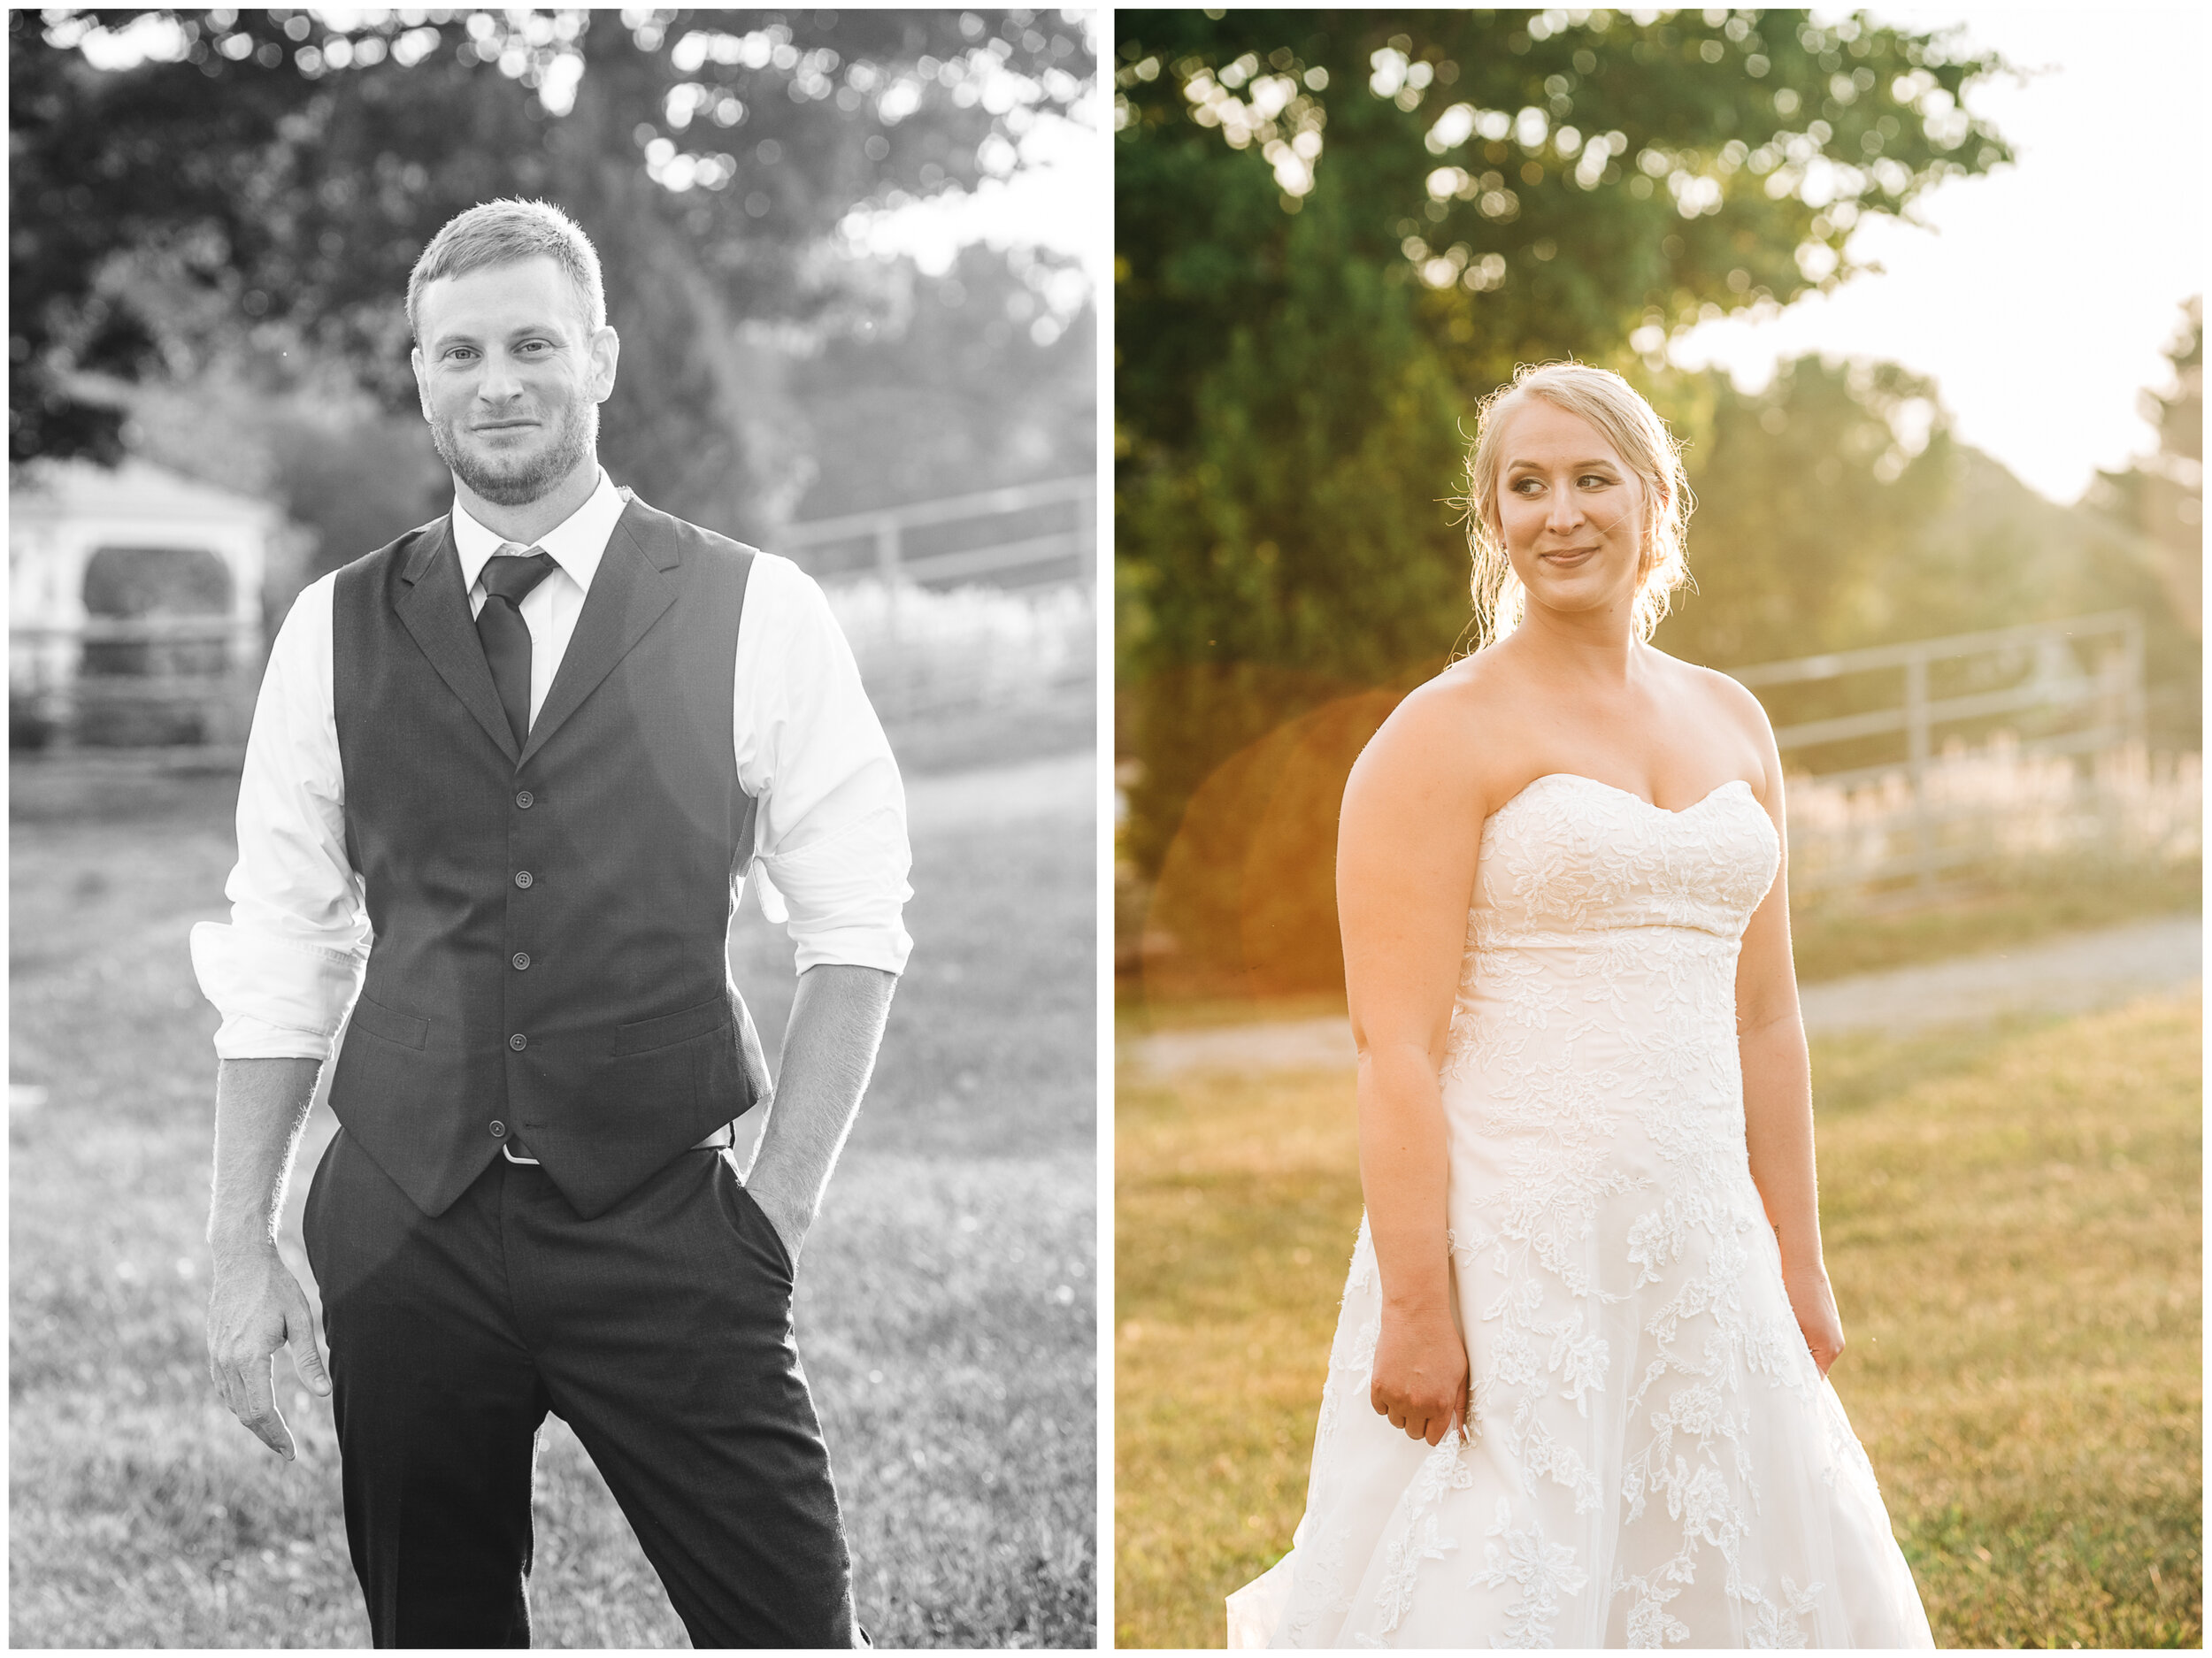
11, 7, 1098, 1647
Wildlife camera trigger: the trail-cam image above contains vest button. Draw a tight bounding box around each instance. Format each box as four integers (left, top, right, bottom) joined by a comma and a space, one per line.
515, 790, 534, 809
514, 870, 534, 889
512, 951, 531, 971
489, 1119, 507, 1138
509, 1032, 527, 1051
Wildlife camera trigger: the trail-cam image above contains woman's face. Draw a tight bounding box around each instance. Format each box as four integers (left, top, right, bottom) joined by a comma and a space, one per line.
1492, 396, 1649, 625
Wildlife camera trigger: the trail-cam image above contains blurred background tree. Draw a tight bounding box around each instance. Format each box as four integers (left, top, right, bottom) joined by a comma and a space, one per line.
12, 6, 1094, 598
795, 242, 1096, 512
1116, 9, 2013, 902
1664, 340, 2200, 752
1656, 357, 1954, 666
2090, 296, 2201, 678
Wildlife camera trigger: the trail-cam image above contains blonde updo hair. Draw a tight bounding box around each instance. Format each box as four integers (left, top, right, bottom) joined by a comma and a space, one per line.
1460, 362, 1694, 649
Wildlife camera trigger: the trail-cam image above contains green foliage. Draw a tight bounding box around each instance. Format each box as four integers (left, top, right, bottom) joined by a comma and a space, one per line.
1901, 448, 2200, 748
10, 9, 1092, 542
2089, 297, 2203, 740
795, 243, 1095, 518
122, 360, 449, 613
1656, 352, 2202, 748
1118, 187, 1471, 882
2094, 297, 2204, 619
1115, 8, 2013, 917
1118, 10, 2009, 449
1656, 356, 1955, 667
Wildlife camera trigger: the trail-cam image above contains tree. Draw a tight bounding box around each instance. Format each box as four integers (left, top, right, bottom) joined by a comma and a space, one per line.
1114, 9, 2013, 994
2093, 297, 2202, 641
11, 8, 1093, 543
1657, 355, 1955, 670
1118, 9, 2008, 461
793, 242, 1095, 518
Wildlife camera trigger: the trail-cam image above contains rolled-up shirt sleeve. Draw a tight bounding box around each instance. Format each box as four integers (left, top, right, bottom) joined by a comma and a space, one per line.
189, 574, 369, 1059
734, 556, 914, 975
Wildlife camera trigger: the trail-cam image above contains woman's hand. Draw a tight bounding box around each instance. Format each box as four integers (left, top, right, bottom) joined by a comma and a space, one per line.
1781, 1255, 1846, 1378
1370, 1301, 1469, 1445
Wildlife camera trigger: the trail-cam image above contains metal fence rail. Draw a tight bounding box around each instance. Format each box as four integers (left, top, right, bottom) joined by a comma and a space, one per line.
780, 475, 1094, 589
12, 478, 1102, 748
11, 614, 259, 748
1728, 610, 2153, 895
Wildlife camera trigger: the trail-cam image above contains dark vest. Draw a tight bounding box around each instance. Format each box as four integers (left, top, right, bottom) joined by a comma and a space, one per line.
328, 494, 771, 1220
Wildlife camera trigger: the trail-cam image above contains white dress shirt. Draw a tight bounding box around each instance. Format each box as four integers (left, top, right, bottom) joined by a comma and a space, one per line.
191, 469, 912, 1062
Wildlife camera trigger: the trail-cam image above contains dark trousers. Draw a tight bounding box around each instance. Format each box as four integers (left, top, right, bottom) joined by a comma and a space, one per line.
303, 1126, 857, 1648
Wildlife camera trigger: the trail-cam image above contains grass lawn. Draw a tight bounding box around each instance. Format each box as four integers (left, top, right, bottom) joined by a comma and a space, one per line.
1115, 993, 2201, 1648
9, 743, 1096, 1648
1785, 856, 2201, 985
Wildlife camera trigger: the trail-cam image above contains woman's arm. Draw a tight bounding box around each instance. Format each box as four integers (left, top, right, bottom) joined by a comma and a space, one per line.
1338, 683, 1489, 1444
1730, 689, 1845, 1378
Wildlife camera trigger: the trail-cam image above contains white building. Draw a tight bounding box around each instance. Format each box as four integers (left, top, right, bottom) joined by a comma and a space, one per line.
10, 457, 281, 745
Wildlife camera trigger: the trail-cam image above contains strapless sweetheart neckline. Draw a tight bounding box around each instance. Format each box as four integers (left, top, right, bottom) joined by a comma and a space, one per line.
1503, 771, 1756, 819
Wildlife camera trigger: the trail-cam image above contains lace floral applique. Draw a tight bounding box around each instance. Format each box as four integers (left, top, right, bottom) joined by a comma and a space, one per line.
1518, 1417, 1603, 1513
1315, 1232, 1384, 1452
1744, 1578, 1823, 1648
1372, 1436, 1477, 1634
1624, 1201, 1689, 1287
1614, 1573, 1691, 1647
1817, 1390, 1882, 1494
1470, 1499, 1588, 1647
1283, 1519, 1355, 1645
1547, 1310, 1609, 1415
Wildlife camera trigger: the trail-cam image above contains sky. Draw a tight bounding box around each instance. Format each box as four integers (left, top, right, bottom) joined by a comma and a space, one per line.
844, 11, 1106, 292
1671, 6, 2205, 506
843, 91, 1107, 292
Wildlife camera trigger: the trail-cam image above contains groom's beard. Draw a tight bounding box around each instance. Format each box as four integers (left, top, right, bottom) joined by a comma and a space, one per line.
431, 394, 598, 508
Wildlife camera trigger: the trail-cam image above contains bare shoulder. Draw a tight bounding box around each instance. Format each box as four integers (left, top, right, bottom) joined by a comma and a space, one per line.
1649, 649, 1771, 739
1347, 652, 1522, 821
1649, 646, 1783, 798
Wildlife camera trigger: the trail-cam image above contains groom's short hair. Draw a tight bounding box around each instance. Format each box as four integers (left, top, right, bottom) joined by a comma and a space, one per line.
406, 198, 606, 343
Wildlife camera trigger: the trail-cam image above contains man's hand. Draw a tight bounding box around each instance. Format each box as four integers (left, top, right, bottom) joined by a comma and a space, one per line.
744, 1183, 806, 1269
206, 1241, 330, 1461
1369, 1302, 1470, 1447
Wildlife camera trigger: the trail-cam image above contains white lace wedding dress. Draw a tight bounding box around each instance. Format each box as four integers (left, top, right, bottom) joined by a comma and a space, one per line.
1228, 773, 1932, 1648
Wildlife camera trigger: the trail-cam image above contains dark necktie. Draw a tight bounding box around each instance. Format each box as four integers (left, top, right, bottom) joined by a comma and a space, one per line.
476, 546, 558, 748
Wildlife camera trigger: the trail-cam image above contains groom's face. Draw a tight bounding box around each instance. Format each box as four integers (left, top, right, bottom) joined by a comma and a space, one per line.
411, 256, 619, 508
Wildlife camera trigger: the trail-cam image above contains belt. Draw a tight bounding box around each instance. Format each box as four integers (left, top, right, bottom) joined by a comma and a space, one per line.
502, 1123, 735, 1166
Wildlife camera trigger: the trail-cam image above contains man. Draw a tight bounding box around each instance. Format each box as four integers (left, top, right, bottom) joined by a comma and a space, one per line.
192, 197, 908, 1648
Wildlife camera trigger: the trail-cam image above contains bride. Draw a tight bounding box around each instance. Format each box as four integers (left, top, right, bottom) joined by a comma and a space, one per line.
1226, 364, 1932, 1647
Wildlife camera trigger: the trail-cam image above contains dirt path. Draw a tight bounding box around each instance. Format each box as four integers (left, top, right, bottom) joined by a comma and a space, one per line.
1125, 911, 2201, 1077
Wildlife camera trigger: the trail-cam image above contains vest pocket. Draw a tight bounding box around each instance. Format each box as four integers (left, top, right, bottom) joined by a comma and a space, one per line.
612, 995, 733, 1055
349, 993, 429, 1050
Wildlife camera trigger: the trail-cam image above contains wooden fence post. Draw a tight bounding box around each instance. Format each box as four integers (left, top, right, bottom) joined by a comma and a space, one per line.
1904, 650, 1933, 894
2123, 610, 2147, 752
